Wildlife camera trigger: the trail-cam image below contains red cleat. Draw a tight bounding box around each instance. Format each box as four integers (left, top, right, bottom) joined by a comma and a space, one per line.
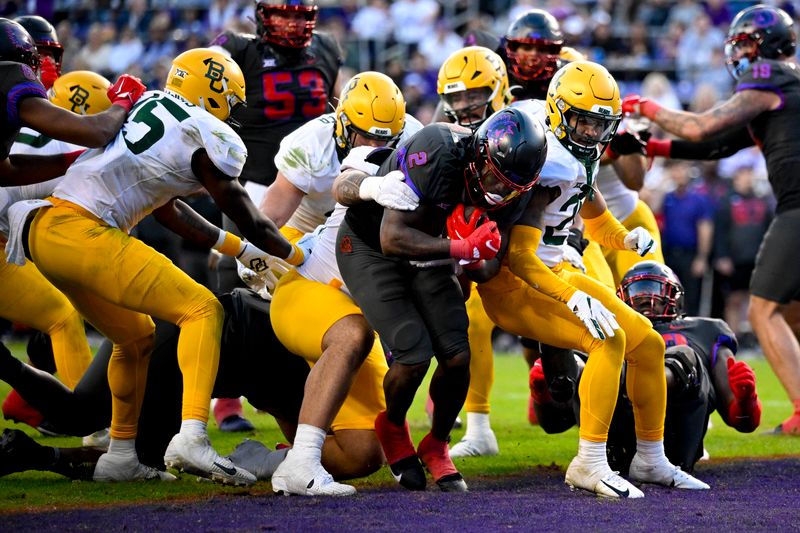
375, 411, 426, 490
2, 389, 44, 429
528, 360, 552, 425
527, 395, 539, 425
417, 433, 467, 492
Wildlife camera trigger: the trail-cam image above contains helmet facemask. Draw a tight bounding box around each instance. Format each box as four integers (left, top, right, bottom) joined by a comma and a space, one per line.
618, 274, 684, 322
441, 87, 495, 130
465, 140, 533, 210
553, 101, 620, 163
256, 1, 318, 49
724, 33, 759, 80
505, 38, 562, 81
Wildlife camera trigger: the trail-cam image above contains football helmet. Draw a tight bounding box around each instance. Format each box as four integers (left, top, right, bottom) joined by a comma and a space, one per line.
546, 60, 621, 163
0, 18, 40, 72
504, 9, 563, 82
14, 16, 62, 73
724, 5, 796, 80
256, 0, 318, 49
617, 261, 685, 322
48, 71, 111, 115
165, 48, 246, 122
334, 71, 405, 151
437, 46, 511, 129
465, 107, 547, 210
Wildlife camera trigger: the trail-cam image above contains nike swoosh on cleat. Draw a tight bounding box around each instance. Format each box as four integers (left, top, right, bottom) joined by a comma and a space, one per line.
307, 479, 315, 489
213, 461, 237, 476
600, 480, 629, 498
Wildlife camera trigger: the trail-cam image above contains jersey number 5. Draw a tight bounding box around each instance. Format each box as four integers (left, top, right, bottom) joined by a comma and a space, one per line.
262, 70, 327, 121
123, 96, 190, 155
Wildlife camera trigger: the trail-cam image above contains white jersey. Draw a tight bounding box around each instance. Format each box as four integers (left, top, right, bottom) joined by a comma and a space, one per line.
52, 90, 246, 233
596, 164, 637, 222
512, 98, 594, 267
274, 111, 423, 235
0, 178, 63, 238
10, 127, 81, 156
296, 203, 350, 295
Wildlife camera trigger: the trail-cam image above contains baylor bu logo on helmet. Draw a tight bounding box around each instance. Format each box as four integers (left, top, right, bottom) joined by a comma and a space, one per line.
166, 48, 246, 122
48, 70, 112, 115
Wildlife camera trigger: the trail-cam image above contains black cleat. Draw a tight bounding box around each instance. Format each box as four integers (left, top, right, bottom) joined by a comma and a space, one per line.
0, 428, 50, 477
389, 455, 427, 491
435, 472, 468, 492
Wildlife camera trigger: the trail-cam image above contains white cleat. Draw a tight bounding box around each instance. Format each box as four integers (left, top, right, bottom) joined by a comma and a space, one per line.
164, 432, 256, 486
271, 453, 356, 497
565, 456, 644, 499
449, 431, 499, 458
628, 453, 710, 490
83, 428, 110, 450
93, 452, 176, 482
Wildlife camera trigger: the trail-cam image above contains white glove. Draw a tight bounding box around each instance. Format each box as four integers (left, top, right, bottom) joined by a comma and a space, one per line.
624, 227, 658, 257
359, 170, 419, 211
237, 260, 279, 301
238, 242, 280, 273
292, 224, 325, 265
562, 244, 586, 273
566, 290, 619, 340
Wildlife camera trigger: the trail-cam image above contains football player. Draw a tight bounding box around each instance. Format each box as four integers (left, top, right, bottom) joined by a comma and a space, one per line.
334, 107, 546, 492
465, 61, 708, 497
624, 4, 800, 436
1, 71, 112, 432
255, 71, 423, 496
0, 18, 145, 186
14, 15, 62, 90
6, 48, 307, 484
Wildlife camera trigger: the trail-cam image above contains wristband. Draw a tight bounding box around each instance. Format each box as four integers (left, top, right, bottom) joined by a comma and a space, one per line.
646, 138, 672, 158
213, 230, 243, 257
449, 238, 472, 260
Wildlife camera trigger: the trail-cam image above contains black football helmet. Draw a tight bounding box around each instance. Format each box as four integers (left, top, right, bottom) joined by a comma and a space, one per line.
725, 4, 796, 79
0, 18, 40, 71
14, 16, 62, 71
504, 9, 563, 82
465, 107, 547, 210
618, 261, 685, 322
256, 0, 318, 49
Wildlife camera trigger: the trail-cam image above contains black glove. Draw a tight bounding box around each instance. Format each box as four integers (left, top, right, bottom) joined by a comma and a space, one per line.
609, 130, 649, 156
566, 227, 589, 255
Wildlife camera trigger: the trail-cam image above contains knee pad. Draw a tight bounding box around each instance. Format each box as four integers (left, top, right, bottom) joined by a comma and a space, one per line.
664, 346, 702, 400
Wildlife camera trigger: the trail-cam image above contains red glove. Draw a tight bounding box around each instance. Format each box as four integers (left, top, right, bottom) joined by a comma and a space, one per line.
107, 74, 146, 112
726, 357, 761, 432
449, 220, 501, 261
63, 149, 86, 166
621, 94, 661, 120
39, 55, 59, 90
446, 204, 486, 240
646, 138, 672, 158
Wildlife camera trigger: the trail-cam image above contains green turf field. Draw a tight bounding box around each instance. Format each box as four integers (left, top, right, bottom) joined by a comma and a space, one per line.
0, 343, 797, 512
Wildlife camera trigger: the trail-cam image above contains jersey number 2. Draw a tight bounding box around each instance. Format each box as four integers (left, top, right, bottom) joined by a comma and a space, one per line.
262, 70, 327, 121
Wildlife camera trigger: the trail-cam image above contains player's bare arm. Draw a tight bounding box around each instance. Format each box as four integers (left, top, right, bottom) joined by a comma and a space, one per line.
192, 149, 293, 258
612, 154, 646, 191
653, 90, 779, 142
152, 198, 226, 248
18, 94, 127, 148
0, 152, 77, 186
380, 205, 452, 259
258, 171, 305, 228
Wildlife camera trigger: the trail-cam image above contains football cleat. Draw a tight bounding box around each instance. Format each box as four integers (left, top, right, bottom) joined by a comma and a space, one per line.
2, 389, 44, 429
449, 430, 499, 458
218, 415, 256, 433
389, 455, 427, 491
164, 432, 256, 486
271, 452, 356, 497
93, 452, 176, 482
0, 428, 51, 477
375, 411, 426, 490
628, 454, 710, 489
83, 428, 110, 450
418, 433, 468, 492
565, 456, 644, 498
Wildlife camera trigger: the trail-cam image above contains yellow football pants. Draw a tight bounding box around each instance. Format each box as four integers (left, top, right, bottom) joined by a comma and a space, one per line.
270, 269, 387, 431
29, 200, 223, 440
463, 286, 495, 415
478, 265, 666, 442
604, 200, 665, 286
582, 241, 615, 289
0, 244, 91, 389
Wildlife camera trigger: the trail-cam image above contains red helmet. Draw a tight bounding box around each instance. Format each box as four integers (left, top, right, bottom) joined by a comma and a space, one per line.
618, 261, 685, 322
256, 0, 318, 49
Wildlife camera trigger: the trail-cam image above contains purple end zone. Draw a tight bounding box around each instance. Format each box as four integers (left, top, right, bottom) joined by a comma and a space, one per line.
4, 459, 800, 531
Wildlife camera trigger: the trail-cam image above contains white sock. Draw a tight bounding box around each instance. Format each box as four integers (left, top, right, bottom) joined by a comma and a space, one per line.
577, 438, 607, 466
465, 412, 491, 438
636, 438, 666, 463
180, 419, 207, 438
107, 438, 137, 458
289, 424, 326, 462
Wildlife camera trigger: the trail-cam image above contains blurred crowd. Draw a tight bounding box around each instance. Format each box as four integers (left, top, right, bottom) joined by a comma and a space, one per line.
1, 0, 787, 342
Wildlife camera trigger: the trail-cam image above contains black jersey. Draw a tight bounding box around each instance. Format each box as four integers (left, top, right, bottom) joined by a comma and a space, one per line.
211, 31, 342, 186
736, 59, 800, 213
654, 316, 738, 371
0, 61, 46, 160
344, 123, 472, 251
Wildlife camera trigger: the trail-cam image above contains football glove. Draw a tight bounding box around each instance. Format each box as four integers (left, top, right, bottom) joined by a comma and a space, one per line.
107, 74, 146, 112
608, 130, 648, 158
621, 94, 661, 120
566, 290, 619, 340
446, 204, 486, 240
359, 170, 419, 211
624, 227, 658, 257
236, 259, 285, 301
726, 356, 761, 432
449, 220, 501, 261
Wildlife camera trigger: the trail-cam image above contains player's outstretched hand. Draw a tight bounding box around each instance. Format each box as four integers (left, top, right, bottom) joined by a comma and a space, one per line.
107, 74, 146, 112
727, 357, 757, 400
624, 227, 657, 257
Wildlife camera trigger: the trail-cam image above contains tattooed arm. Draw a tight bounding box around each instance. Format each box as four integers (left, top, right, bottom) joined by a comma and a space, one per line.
332, 168, 368, 206
651, 90, 780, 142
152, 197, 224, 248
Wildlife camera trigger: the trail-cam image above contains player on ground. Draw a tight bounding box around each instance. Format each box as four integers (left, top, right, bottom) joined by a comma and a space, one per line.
624, 4, 800, 435
0, 18, 144, 186
334, 107, 546, 492
6, 48, 307, 484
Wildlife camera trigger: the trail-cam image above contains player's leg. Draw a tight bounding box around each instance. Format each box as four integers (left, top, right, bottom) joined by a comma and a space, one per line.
582, 240, 615, 289
450, 288, 499, 457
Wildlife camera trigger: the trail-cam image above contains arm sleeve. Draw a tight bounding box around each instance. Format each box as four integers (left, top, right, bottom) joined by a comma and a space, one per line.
669, 128, 755, 160
582, 208, 628, 250
507, 225, 578, 304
